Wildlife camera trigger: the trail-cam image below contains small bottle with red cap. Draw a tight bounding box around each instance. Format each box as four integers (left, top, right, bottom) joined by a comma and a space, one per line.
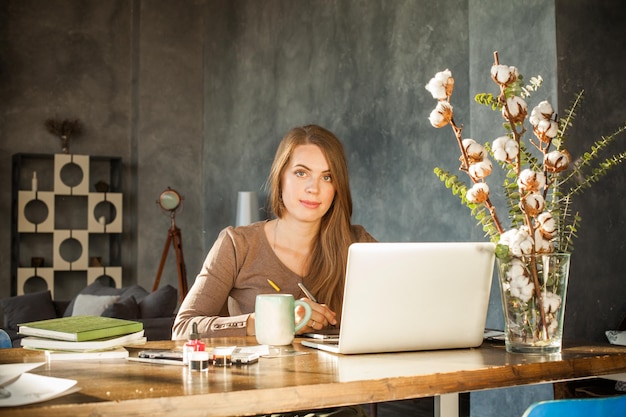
182, 322, 205, 364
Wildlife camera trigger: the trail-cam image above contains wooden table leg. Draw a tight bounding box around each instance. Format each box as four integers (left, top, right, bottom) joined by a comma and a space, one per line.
434, 393, 459, 417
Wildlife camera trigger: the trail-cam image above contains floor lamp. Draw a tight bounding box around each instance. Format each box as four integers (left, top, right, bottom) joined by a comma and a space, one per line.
152, 187, 188, 302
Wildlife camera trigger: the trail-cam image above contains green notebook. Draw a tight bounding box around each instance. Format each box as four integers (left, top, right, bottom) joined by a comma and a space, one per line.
18, 316, 144, 342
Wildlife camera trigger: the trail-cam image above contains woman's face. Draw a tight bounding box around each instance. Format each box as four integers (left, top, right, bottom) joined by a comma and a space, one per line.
281, 144, 336, 223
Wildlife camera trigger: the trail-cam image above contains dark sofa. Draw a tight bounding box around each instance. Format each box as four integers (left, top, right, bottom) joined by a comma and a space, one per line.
1, 282, 178, 348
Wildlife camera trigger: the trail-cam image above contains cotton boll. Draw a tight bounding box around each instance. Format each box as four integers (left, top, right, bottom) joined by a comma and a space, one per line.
516, 227, 535, 256
529, 101, 553, 127
505, 258, 528, 282
544, 150, 570, 172
537, 212, 557, 239
499, 228, 534, 257
509, 274, 534, 302
543, 292, 562, 314
492, 136, 519, 162
547, 317, 559, 336
502, 96, 528, 123
468, 159, 492, 180
534, 229, 553, 253
535, 100, 554, 119
518, 169, 546, 192
425, 69, 454, 100
466, 182, 490, 203
462, 138, 486, 162
428, 102, 453, 128
534, 119, 559, 143
491, 64, 519, 85
520, 192, 545, 217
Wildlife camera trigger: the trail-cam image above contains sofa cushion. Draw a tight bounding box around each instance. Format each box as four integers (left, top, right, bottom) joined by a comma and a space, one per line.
119, 284, 150, 303
139, 285, 178, 319
63, 282, 176, 319
140, 316, 176, 341
102, 295, 140, 320
1, 290, 57, 331
63, 281, 123, 317
98, 285, 148, 320
72, 294, 121, 316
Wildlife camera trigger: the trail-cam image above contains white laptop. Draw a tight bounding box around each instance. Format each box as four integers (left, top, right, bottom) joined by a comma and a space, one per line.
301, 242, 495, 354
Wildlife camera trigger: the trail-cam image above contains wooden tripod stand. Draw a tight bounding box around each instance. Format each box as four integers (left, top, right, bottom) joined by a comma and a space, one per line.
152, 211, 188, 302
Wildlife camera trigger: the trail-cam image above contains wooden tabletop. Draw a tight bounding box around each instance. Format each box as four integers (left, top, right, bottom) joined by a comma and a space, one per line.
2, 337, 626, 417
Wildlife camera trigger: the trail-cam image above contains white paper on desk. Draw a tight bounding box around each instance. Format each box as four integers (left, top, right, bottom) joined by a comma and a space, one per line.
606, 330, 626, 346
0, 363, 45, 386
44, 346, 129, 361
0, 372, 79, 407
260, 345, 309, 358
238, 345, 270, 355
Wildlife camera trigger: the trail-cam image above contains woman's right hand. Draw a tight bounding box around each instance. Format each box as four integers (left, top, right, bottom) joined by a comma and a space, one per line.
296, 299, 337, 333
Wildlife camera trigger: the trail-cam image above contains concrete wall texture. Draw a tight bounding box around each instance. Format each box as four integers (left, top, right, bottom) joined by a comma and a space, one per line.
1, 1, 625, 414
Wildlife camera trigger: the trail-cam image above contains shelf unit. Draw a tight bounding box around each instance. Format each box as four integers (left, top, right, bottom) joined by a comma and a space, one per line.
11, 153, 123, 300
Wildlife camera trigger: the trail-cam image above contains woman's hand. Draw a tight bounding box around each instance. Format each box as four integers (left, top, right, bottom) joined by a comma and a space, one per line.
246, 313, 256, 336
295, 299, 337, 333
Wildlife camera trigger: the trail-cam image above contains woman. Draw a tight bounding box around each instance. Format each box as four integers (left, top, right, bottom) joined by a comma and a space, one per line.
172, 125, 376, 340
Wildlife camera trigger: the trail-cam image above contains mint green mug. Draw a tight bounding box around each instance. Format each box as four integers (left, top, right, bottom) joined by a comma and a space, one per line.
255, 294, 312, 346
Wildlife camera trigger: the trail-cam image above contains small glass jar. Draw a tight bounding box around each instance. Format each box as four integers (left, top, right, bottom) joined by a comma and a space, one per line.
188, 350, 210, 372
212, 346, 235, 367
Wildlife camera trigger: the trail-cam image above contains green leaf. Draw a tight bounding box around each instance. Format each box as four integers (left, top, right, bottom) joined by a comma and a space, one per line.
495, 244, 510, 259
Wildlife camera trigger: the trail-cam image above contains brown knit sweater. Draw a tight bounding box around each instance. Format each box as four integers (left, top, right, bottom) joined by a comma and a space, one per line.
172, 221, 375, 340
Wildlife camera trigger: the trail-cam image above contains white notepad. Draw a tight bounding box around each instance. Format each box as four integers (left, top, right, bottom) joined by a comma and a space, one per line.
302, 242, 495, 354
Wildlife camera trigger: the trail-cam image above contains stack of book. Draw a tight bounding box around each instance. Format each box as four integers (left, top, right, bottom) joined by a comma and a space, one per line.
18, 316, 146, 360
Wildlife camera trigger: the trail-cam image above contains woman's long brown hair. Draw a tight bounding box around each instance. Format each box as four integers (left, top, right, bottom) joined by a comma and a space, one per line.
266, 125, 354, 318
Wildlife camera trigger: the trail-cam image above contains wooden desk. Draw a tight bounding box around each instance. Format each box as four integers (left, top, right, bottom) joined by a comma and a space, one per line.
2, 337, 626, 417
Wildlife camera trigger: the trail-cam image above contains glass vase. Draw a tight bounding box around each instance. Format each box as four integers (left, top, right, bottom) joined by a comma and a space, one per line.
496, 253, 571, 354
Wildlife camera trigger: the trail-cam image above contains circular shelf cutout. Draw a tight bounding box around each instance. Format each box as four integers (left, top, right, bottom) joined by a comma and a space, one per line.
59, 237, 83, 263
94, 201, 117, 225
24, 198, 49, 225
59, 162, 84, 188
22, 275, 49, 293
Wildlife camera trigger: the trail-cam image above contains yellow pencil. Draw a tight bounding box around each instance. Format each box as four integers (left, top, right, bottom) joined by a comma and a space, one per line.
267, 279, 281, 292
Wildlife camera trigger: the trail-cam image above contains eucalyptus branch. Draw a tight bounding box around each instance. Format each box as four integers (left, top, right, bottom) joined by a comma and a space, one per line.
555, 192, 579, 253
433, 168, 501, 241
556, 90, 584, 149
560, 124, 626, 194
565, 152, 626, 197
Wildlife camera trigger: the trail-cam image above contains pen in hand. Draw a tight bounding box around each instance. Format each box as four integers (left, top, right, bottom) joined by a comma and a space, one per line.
298, 282, 337, 328
299, 282, 337, 328
297, 282, 318, 303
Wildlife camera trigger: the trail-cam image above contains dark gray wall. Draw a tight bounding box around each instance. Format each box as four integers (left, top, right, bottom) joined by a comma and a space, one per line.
202, 0, 475, 247
0, 1, 139, 295
555, 0, 626, 346
1, 2, 625, 414
135, 0, 205, 294
0, 0, 207, 299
